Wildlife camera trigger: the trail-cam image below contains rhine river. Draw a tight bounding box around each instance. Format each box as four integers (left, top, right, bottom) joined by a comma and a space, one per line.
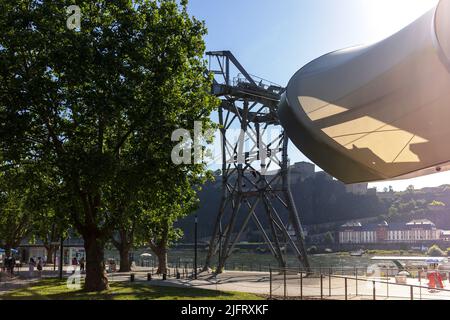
104, 248, 377, 271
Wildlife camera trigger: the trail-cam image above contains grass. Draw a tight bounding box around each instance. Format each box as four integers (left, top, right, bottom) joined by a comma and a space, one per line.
365, 250, 426, 256
1, 278, 264, 300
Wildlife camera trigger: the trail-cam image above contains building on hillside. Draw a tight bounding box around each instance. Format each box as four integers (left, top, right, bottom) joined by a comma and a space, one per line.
290, 162, 315, 182
339, 219, 442, 244
339, 222, 377, 244
315, 171, 334, 182
345, 183, 369, 195
441, 230, 450, 242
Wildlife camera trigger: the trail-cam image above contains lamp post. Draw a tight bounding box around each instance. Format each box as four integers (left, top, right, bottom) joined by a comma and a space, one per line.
59, 235, 64, 280
218, 221, 223, 273
194, 214, 198, 279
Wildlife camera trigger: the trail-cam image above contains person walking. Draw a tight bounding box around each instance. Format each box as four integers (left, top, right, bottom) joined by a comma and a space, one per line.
71, 257, 78, 274
37, 257, 43, 278
4, 256, 10, 276
28, 257, 36, 278
9, 256, 15, 276
80, 257, 85, 273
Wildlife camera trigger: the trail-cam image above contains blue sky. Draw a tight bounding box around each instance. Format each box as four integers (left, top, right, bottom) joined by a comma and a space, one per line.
187, 0, 449, 191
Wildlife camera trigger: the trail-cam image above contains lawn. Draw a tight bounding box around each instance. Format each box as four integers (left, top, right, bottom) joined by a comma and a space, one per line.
1, 278, 264, 300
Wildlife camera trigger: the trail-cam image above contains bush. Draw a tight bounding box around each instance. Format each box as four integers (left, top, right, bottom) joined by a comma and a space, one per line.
307, 246, 318, 254
427, 244, 445, 257
255, 247, 267, 254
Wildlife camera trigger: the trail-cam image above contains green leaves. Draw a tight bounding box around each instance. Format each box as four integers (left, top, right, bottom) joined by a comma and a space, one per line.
0, 0, 216, 271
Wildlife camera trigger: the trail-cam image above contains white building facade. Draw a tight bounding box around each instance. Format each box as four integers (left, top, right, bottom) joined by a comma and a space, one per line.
339, 219, 441, 244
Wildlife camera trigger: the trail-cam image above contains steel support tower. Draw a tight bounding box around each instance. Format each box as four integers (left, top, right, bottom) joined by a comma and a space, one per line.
203, 51, 311, 273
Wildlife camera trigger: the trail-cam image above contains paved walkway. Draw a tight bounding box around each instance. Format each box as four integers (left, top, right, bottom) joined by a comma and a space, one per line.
125, 271, 450, 301
3, 267, 450, 300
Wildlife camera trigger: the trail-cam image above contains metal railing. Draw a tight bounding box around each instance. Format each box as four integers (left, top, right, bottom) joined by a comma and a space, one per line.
268, 267, 450, 300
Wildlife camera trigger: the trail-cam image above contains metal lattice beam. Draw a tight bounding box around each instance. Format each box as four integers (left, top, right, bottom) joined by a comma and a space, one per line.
203, 51, 310, 274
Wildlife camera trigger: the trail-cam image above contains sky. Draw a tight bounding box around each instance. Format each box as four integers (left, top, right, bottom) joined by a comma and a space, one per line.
186, 0, 448, 192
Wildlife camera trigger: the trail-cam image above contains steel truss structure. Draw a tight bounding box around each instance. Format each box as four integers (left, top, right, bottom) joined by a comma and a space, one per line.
203, 51, 311, 273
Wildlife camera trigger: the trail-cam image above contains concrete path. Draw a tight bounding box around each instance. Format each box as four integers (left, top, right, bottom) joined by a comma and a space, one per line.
3, 267, 450, 300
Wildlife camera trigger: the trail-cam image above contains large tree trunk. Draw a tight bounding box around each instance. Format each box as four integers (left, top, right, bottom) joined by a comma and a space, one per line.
45, 246, 54, 264
155, 248, 168, 275
83, 234, 109, 292
118, 245, 131, 272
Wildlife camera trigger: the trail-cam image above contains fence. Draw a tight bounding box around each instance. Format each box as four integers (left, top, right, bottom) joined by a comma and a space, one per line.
268, 267, 450, 300
138, 260, 375, 275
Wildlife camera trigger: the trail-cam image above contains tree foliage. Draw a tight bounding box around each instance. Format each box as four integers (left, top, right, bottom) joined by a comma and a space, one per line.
428, 244, 445, 257
0, 168, 37, 256
0, 0, 217, 291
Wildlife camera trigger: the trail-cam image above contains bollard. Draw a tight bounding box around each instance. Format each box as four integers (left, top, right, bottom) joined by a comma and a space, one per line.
410, 286, 414, 301
300, 272, 303, 300
162, 273, 167, 280
130, 273, 135, 282
355, 271, 358, 297
147, 273, 152, 281
373, 281, 376, 300
269, 268, 273, 300
320, 274, 324, 300
284, 270, 287, 299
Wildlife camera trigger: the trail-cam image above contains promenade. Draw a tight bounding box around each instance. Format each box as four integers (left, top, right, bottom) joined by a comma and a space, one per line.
2, 267, 450, 300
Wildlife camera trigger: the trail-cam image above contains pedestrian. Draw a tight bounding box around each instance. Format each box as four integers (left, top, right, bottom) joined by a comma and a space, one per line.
9, 256, 15, 276
4, 256, 10, 275
71, 257, 78, 274
37, 257, 43, 277
80, 257, 85, 273
28, 257, 36, 278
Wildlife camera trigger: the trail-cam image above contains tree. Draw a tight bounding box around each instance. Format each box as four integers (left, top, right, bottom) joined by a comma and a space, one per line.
0, 198, 31, 258
428, 244, 445, 257
138, 155, 210, 275
429, 200, 446, 207
29, 177, 72, 264
137, 172, 204, 274
0, 0, 216, 291
0, 169, 35, 257
324, 232, 335, 245
109, 198, 140, 272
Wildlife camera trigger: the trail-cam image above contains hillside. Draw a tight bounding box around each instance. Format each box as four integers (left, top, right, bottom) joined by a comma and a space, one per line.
177, 165, 450, 243
178, 166, 387, 242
